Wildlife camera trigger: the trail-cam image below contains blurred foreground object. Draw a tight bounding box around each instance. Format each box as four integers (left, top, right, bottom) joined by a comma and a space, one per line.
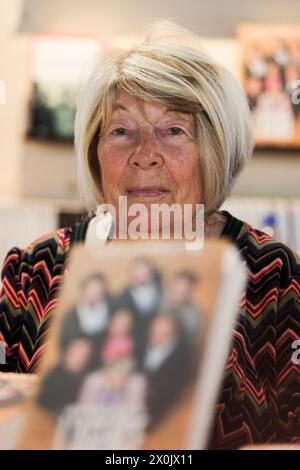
16, 239, 246, 450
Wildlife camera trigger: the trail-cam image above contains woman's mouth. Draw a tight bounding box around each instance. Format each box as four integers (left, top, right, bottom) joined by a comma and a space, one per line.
126, 187, 170, 198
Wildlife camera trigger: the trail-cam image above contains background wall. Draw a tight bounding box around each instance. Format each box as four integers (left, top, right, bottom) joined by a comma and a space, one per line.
0, 0, 29, 201
18, 0, 300, 37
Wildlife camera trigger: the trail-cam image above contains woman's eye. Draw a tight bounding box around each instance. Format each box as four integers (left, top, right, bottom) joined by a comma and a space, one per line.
168, 127, 184, 136
111, 128, 126, 136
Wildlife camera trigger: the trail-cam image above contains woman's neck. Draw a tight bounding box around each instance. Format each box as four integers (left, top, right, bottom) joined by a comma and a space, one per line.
85, 209, 228, 244
204, 211, 228, 238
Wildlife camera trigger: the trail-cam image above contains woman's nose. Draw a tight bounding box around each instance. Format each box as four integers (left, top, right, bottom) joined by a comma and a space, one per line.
128, 131, 163, 169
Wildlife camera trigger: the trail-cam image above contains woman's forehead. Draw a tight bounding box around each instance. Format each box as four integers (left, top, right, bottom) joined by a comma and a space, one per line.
111, 91, 193, 122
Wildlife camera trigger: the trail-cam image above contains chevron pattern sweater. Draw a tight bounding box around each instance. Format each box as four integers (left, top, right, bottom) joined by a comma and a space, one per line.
0, 211, 300, 449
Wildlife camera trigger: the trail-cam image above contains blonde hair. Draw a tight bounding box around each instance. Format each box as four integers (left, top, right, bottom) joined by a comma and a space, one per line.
74, 19, 254, 217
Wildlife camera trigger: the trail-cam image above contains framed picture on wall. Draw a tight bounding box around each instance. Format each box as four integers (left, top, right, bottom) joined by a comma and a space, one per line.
26, 34, 106, 142
237, 24, 300, 149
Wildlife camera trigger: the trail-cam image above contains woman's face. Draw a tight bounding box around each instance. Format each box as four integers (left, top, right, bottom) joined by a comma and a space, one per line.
109, 309, 133, 335
81, 278, 106, 306
148, 315, 177, 347
131, 259, 154, 285
169, 277, 192, 304
97, 91, 202, 233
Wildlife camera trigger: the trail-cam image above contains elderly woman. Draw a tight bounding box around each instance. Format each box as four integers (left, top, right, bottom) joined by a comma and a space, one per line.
0, 21, 300, 450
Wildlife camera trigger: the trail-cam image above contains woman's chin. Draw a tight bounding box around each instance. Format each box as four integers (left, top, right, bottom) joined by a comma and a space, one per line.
126, 193, 174, 207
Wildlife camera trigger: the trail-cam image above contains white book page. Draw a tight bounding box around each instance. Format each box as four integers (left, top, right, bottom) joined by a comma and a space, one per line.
186, 245, 247, 449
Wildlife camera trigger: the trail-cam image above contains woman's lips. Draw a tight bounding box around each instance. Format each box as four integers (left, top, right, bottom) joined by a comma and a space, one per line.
126, 187, 170, 197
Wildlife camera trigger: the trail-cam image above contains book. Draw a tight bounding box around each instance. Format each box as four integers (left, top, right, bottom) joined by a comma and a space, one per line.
17, 239, 246, 450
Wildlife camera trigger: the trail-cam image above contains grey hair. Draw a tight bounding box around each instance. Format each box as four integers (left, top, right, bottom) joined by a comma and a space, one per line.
74, 19, 254, 217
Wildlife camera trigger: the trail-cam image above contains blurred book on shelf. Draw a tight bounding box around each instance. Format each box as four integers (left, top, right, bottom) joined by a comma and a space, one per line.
238, 23, 300, 150
25, 34, 106, 143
